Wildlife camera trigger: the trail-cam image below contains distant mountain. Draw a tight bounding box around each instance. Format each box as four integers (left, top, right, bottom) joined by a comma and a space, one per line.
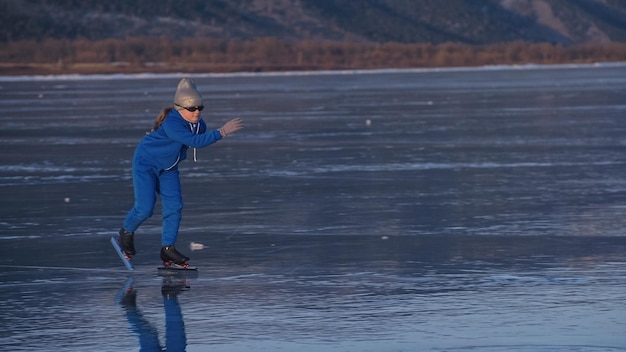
2, 0, 625, 44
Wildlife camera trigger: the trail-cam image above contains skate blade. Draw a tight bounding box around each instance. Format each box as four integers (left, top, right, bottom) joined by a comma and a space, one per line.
158, 262, 197, 270
110, 236, 134, 271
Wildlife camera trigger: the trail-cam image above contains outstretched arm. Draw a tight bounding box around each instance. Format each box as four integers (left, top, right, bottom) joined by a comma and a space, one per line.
162, 117, 244, 148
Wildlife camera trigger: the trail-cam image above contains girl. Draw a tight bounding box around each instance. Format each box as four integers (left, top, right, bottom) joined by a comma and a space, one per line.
117, 78, 243, 267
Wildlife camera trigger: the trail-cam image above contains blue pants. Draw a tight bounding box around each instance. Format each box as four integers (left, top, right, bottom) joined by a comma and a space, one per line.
124, 151, 183, 246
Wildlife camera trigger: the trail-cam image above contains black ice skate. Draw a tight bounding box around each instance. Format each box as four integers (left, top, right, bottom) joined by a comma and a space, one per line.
119, 228, 136, 256
160, 245, 190, 268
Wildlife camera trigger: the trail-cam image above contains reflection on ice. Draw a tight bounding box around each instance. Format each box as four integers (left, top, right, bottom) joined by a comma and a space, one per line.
118, 277, 189, 352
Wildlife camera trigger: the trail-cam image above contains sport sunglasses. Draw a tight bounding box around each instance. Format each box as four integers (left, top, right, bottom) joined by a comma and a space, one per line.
175, 103, 204, 112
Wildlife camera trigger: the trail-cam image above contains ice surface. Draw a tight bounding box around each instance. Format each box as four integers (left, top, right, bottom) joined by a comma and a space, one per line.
1, 64, 625, 351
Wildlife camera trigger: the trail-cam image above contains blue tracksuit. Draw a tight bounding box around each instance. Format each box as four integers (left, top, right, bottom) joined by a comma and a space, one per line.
123, 109, 222, 246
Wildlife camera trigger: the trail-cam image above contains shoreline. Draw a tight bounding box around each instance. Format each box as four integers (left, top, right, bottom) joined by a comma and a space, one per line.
0, 61, 626, 78
0, 62, 359, 76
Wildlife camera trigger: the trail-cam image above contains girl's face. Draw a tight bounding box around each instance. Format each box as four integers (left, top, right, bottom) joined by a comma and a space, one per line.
179, 105, 203, 123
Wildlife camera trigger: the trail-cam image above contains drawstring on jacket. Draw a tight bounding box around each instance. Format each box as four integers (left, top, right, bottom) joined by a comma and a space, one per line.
189, 122, 200, 162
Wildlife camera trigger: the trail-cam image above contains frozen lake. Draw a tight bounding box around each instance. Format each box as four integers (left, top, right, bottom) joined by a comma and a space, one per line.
1, 64, 626, 351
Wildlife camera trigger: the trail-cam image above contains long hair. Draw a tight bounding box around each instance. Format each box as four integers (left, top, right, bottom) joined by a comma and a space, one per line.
151, 106, 174, 132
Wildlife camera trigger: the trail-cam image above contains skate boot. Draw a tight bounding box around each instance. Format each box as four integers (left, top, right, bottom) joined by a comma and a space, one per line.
160, 245, 190, 266
119, 228, 136, 256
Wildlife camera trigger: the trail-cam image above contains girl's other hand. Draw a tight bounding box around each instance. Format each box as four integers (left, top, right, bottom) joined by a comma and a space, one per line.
221, 118, 244, 136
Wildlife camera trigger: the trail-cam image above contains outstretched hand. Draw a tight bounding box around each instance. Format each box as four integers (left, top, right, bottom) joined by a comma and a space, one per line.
220, 118, 243, 136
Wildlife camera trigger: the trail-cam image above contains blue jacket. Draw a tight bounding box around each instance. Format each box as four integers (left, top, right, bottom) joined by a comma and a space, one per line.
136, 109, 222, 170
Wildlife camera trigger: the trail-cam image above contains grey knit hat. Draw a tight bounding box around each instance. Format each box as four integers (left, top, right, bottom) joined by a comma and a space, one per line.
174, 78, 202, 109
